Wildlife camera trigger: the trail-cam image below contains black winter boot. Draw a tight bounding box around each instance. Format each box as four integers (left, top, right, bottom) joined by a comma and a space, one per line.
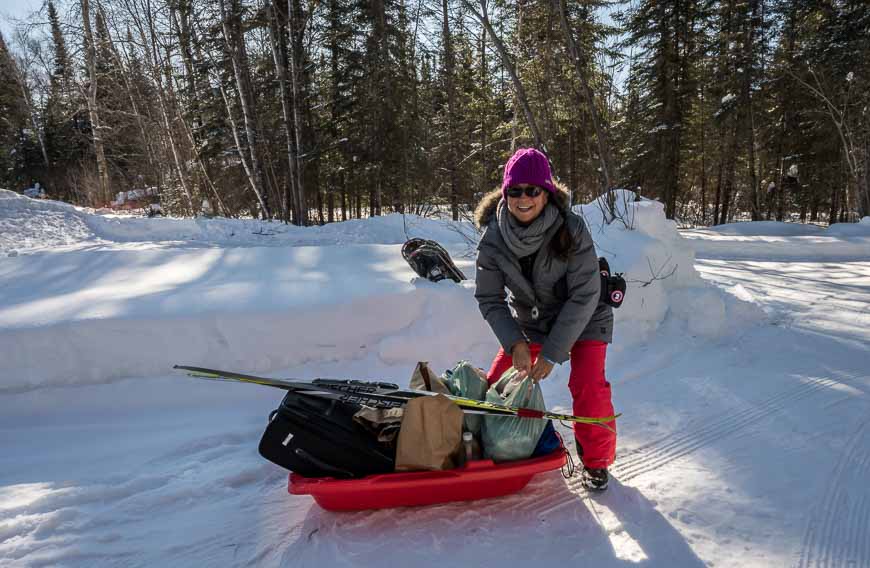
581, 467, 609, 491
575, 438, 609, 491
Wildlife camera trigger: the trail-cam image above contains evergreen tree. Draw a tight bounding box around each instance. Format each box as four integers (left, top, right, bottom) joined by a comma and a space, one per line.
0, 31, 30, 189
616, 0, 701, 219
1, 0, 867, 222
43, 0, 89, 200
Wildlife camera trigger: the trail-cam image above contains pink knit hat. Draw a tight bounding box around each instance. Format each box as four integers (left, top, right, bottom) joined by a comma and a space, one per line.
501, 148, 557, 198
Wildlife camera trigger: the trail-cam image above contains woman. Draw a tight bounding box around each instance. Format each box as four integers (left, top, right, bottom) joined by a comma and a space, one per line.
474, 147, 616, 491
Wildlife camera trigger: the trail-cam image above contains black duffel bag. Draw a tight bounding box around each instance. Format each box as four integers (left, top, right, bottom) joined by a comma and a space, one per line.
259, 390, 396, 478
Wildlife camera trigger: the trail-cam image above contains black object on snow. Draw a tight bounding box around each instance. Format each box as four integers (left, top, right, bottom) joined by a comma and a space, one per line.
259, 390, 396, 478
402, 238, 466, 283
598, 257, 626, 308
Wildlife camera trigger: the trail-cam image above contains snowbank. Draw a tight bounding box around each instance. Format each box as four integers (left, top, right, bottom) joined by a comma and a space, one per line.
0, 189, 758, 392
0, 189, 476, 256
705, 220, 824, 237
825, 216, 870, 237
576, 191, 761, 346
0, 279, 495, 392
0, 244, 492, 391
0, 189, 95, 253
703, 217, 870, 238
682, 219, 870, 260
86, 212, 478, 249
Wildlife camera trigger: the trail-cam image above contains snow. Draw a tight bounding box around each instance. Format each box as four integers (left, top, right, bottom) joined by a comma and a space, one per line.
571, 192, 760, 344
21, 184, 45, 200
1, 189, 869, 567
826, 216, 870, 237
0, 188, 476, 256
703, 220, 824, 236
681, 218, 870, 260
111, 187, 158, 206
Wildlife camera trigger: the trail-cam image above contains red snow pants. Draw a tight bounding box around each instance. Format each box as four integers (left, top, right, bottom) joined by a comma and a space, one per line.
485, 340, 616, 469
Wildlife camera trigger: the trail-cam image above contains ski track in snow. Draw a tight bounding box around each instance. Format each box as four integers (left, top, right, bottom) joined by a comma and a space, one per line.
797, 419, 870, 568
0, 423, 291, 567
274, 469, 706, 568
611, 376, 841, 483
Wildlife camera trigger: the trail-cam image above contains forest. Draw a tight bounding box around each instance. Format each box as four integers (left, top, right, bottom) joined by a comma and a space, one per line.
0, 0, 868, 225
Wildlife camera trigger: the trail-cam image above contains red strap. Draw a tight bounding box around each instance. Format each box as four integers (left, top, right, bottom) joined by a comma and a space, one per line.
516, 408, 544, 419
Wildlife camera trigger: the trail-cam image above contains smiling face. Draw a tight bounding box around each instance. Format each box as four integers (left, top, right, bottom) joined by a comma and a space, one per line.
506, 184, 549, 224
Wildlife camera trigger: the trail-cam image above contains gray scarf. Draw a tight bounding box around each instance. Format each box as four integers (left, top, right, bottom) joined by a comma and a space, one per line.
496, 198, 562, 258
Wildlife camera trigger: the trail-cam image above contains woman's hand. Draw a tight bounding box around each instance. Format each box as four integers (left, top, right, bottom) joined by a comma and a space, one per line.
530, 357, 554, 382
510, 341, 532, 379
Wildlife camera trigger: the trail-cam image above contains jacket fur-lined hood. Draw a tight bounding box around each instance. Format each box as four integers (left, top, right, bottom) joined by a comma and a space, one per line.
474, 181, 572, 228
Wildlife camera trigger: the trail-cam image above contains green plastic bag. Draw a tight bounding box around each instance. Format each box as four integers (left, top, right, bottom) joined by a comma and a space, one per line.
482, 368, 547, 462
443, 361, 488, 435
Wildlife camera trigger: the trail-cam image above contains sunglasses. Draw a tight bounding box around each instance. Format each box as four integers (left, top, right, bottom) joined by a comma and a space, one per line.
506, 186, 544, 198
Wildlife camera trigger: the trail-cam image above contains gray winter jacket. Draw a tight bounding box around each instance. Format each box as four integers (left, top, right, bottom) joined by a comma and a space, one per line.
474, 187, 613, 364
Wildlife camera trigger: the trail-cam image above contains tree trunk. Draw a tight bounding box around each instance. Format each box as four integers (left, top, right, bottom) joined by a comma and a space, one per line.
80, 0, 111, 203
100, 6, 159, 193
131, 0, 196, 214
183, 15, 232, 215
719, 121, 739, 225
701, 105, 708, 225
317, 180, 325, 224
329, 0, 341, 223
741, 0, 760, 221
442, 0, 459, 220
462, 0, 544, 150
858, 136, 870, 218
829, 182, 839, 225
287, 0, 308, 224
217, 83, 261, 211
713, 151, 723, 224
267, 0, 300, 223
341, 170, 347, 221
16, 67, 50, 168
554, 0, 614, 195
220, 0, 271, 218
659, 23, 678, 219
568, 126, 577, 195
479, 11, 489, 193
775, 3, 797, 223
355, 179, 361, 219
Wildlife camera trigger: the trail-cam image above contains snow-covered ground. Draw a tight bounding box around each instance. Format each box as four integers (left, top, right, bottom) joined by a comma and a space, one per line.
1, 189, 868, 567
681, 217, 870, 261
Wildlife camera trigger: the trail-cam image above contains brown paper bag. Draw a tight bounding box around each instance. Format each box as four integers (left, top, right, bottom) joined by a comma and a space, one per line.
394, 394, 463, 471
409, 361, 452, 395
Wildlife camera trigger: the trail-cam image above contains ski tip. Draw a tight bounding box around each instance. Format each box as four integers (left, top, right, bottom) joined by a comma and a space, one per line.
174, 365, 220, 378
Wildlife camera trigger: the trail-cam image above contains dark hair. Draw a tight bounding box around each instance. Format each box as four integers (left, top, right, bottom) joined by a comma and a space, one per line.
548, 198, 577, 261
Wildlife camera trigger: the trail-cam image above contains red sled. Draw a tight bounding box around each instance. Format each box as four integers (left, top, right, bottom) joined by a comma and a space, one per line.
288, 447, 567, 511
